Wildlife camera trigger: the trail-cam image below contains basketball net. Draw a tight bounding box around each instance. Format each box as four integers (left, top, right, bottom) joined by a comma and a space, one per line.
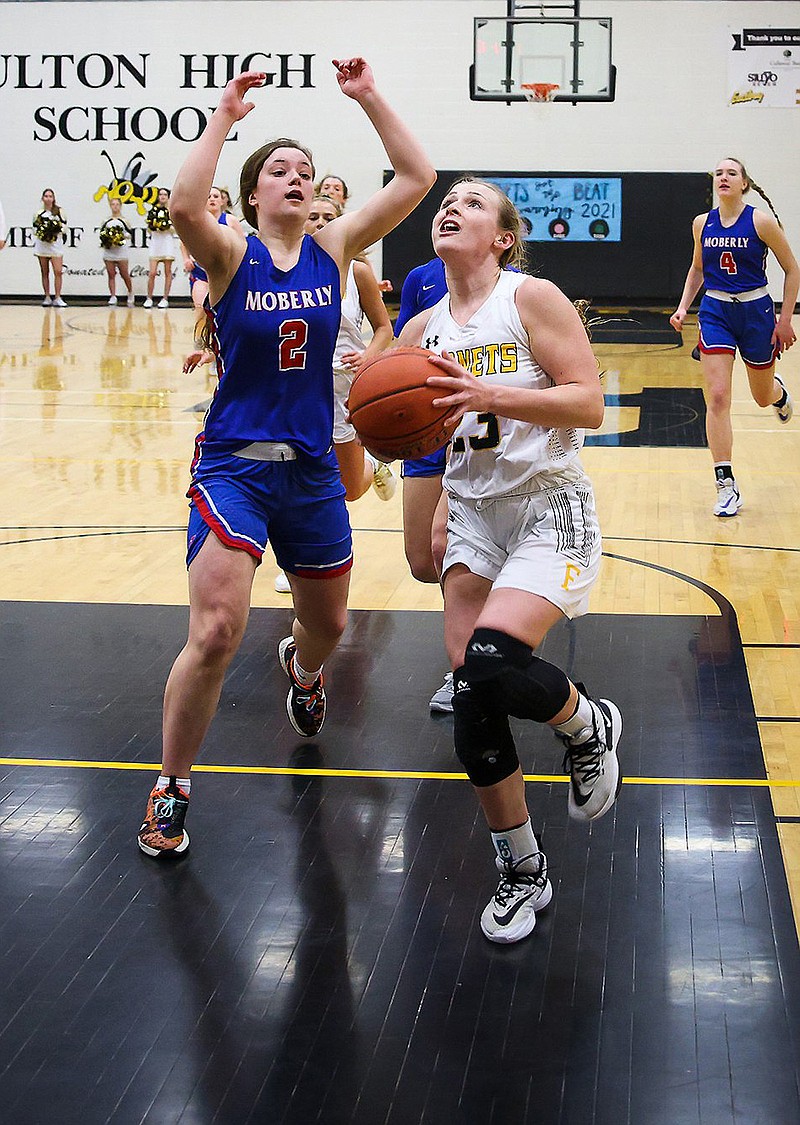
520, 82, 560, 103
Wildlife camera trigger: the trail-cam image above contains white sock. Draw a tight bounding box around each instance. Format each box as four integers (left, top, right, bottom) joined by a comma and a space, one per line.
491, 818, 540, 872
364, 451, 379, 472
293, 657, 322, 687
554, 692, 595, 742
157, 775, 191, 794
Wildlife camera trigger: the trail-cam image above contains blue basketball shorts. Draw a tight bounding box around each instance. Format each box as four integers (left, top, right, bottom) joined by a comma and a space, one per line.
186, 444, 352, 578
401, 446, 448, 478
698, 294, 778, 369
189, 264, 208, 289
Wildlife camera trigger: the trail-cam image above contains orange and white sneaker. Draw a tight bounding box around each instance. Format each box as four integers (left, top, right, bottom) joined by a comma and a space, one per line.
137, 777, 190, 857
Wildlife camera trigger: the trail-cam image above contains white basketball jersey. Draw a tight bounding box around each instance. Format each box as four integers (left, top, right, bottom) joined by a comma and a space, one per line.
424, 270, 584, 499
333, 261, 364, 370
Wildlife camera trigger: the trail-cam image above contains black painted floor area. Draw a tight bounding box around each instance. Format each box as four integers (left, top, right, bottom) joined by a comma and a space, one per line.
1, 601, 799, 1124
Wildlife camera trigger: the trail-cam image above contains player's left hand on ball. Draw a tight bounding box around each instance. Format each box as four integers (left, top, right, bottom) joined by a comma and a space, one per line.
425, 351, 490, 425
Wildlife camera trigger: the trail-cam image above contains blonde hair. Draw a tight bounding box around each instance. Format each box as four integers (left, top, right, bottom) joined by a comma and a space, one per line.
444, 176, 528, 270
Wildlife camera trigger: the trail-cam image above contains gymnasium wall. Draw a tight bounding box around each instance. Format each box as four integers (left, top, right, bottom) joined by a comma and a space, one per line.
0, 0, 797, 301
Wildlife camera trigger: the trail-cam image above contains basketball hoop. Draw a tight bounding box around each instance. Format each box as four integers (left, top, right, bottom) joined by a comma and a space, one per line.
521, 82, 560, 103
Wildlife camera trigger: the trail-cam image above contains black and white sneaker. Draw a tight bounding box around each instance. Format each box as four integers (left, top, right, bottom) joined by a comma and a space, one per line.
278, 636, 326, 738
558, 693, 622, 823
480, 852, 552, 944
773, 373, 793, 424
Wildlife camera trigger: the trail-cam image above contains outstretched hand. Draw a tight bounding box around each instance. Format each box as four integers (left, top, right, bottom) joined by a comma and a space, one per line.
217, 71, 266, 121
332, 57, 376, 100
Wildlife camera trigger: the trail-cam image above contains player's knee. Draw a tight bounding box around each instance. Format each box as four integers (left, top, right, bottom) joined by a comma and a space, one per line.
192, 606, 247, 668
751, 375, 777, 408
404, 541, 439, 584
463, 627, 570, 723
452, 667, 519, 787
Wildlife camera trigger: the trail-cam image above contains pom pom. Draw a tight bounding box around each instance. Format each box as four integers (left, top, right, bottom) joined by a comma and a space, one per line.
99, 218, 128, 249
146, 205, 172, 232
33, 211, 64, 243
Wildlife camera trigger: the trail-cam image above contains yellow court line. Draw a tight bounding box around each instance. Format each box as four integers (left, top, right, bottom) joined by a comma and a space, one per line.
1, 756, 799, 788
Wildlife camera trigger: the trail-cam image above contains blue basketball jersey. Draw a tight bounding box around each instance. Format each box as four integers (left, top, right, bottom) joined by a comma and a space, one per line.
395, 257, 447, 334
201, 234, 341, 458
701, 205, 768, 293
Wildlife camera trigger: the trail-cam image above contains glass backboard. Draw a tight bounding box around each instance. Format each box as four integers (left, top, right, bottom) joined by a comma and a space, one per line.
471, 17, 615, 102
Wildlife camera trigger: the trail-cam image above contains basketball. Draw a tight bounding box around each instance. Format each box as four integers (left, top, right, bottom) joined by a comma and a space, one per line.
347, 346, 453, 462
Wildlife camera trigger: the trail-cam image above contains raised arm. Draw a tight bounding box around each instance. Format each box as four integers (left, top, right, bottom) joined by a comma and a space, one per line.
317, 58, 435, 266
170, 73, 262, 286
670, 214, 706, 332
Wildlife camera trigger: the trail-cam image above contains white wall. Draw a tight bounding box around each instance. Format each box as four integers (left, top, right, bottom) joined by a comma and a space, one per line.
1, 0, 797, 298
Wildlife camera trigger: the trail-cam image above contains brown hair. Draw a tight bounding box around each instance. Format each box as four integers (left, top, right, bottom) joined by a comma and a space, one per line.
719, 157, 783, 228
444, 176, 528, 271
315, 174, 349, 201
41, 188, 65, 220
238, 138, 315, 229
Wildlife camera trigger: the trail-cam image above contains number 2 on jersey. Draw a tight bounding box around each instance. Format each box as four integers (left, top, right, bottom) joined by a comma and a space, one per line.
719, 250, 738, 276
279, 319, 308, 370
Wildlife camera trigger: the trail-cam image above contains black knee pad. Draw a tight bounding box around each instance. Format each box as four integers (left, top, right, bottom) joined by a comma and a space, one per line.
452, 666, 519, 787
463, 627, 571, 723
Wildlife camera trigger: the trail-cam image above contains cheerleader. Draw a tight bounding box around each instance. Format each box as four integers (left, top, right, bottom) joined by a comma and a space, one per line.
99, 198, 135, 307
144, 188, 176, 309
33, 189, 67, 307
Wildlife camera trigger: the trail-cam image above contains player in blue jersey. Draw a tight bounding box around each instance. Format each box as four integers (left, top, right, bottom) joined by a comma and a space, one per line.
671, 158, 798, 517
137, 61, 435, 858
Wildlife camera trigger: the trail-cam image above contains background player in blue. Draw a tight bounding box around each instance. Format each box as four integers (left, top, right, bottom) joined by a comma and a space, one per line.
137, 61, 435, 858
671, 157, 798, 517
394, 257, 453, 710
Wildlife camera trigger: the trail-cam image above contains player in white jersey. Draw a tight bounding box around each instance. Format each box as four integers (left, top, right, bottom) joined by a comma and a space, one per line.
308, 195, 396, 503
397, 177, 622, 944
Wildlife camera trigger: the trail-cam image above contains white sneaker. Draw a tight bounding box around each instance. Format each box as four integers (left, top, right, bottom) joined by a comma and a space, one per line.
274, 571, 291, 593
558, 694, 622, 823
107, 295, 117, 306
158, 298, 169, 309
41, 297, 52, 307
127, 294, 136, 308
429, 671, 454, 713
480, 852, 552, 943
773, 373, 793, 424
53, 297, 67, 307
713, 477, 742, 517
143, 297, 154, 309
371, 461, 397, 501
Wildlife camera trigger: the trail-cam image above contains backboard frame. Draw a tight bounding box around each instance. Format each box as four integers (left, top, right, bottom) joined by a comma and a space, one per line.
470, 16, 616, 104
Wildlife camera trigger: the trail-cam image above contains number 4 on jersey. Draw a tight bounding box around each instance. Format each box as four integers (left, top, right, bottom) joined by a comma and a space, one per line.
719, 250, 738, 275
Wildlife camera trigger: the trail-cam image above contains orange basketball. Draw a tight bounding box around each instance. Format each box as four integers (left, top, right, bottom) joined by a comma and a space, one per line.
347, 346, 452, 462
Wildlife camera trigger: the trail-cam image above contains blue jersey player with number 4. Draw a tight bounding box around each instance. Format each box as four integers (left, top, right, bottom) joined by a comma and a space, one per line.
137, 61, 435, 859
671, 157, 798, 517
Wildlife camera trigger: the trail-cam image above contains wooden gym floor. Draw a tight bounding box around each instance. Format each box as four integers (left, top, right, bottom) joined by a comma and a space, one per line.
1, 302, 800, 1123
